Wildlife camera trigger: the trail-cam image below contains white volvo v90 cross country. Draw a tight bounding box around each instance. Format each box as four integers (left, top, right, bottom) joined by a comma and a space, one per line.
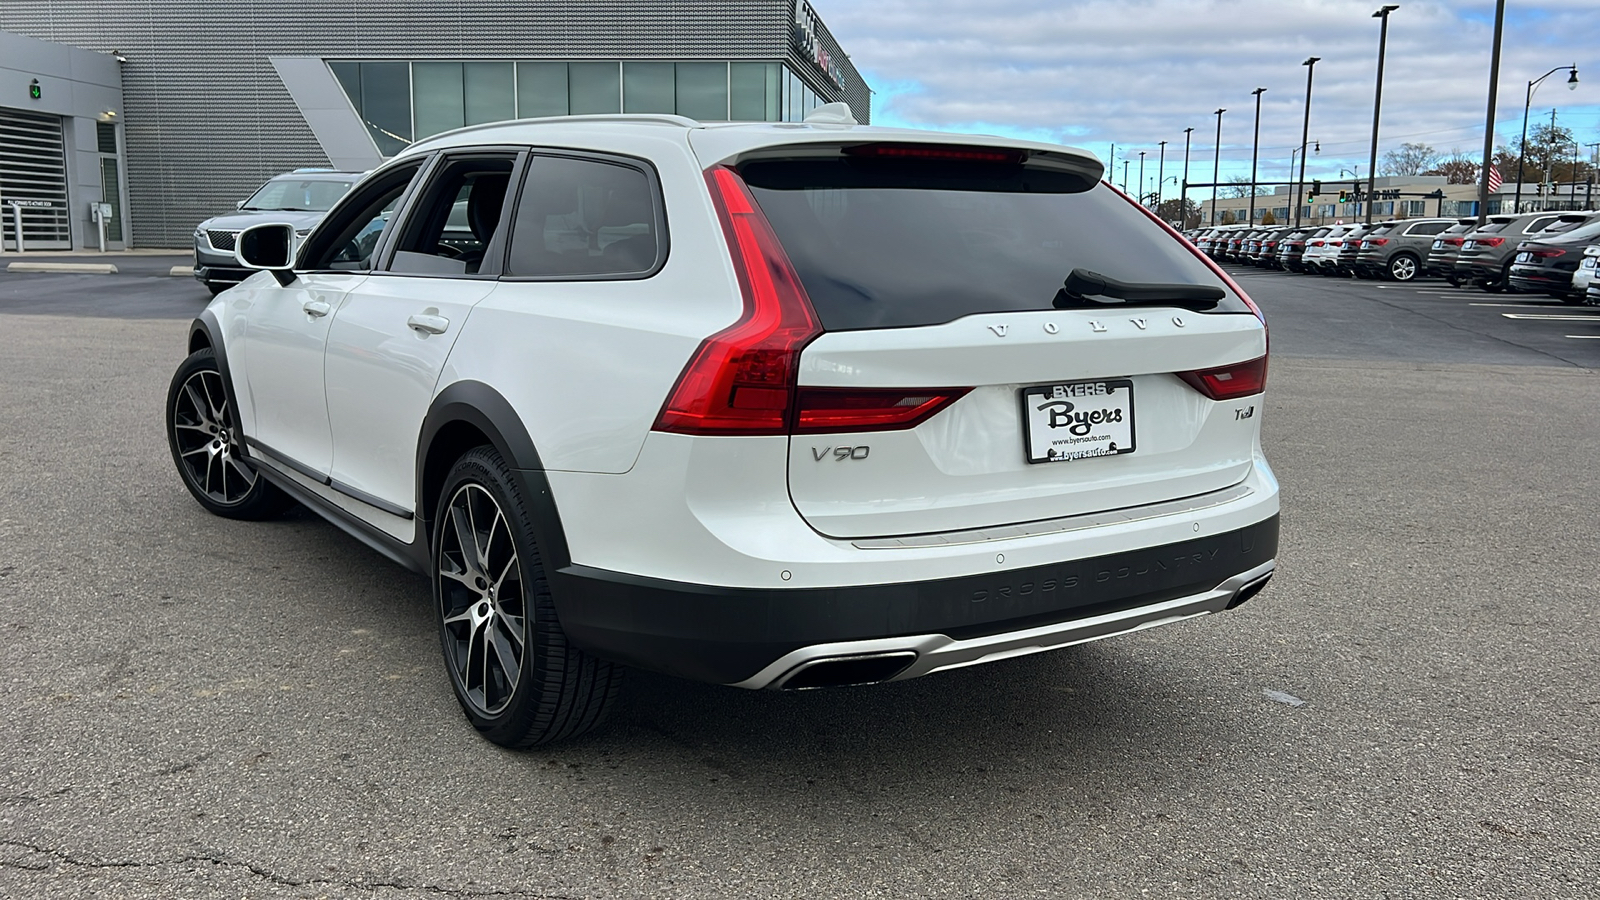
167, 107, 1279, 747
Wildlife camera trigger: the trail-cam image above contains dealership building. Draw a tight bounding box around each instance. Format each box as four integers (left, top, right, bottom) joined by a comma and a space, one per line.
0, 1, 870, 249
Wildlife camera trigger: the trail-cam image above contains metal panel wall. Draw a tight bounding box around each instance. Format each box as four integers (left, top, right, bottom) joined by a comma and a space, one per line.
0, 1, 868, 249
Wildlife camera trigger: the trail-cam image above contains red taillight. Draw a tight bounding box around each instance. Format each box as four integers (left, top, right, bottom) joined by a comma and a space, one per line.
1367, 238, 1389, 246
1177, 356, 1268, 401
1444, 237, 1465, 246
1288, 241, 1304, 247
843, 143, 1025, 164
1531, 248, 1566, 259
794, 388, 971, 434
653, 167, 823, 435
1477, 237, 1505, 248
1309, 240, 1324, 247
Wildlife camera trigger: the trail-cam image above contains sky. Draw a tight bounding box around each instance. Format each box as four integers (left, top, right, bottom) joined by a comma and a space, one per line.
811, 0, 1600, 194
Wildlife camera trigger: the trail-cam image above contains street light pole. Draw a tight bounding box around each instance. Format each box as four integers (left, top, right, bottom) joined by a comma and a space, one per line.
1138, 151, 1147, 207
1366, 4, 1399, 226
1249, 87, 1265, 225
1213, 108, 1225, 224
1296, 56, 1319, 229
1181, 127, 1194, 227
1478, 0, 1505, 226
1515, 64, 1580, 212
1122, 159, 1129, 193
1157, 140, 1167, 213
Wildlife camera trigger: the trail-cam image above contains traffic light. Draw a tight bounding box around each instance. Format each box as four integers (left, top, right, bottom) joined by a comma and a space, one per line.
1338, 189, 1349, 203
1312, 179, 1322, 195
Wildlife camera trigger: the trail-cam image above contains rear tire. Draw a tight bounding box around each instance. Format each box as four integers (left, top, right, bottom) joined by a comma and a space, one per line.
1387, 254, 1419, 281
204, 282, 229, 296
166, 349, 293, 520
434, 446, 621, 748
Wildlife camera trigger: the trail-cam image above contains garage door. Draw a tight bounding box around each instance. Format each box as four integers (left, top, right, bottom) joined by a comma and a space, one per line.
0, 108, 72, 251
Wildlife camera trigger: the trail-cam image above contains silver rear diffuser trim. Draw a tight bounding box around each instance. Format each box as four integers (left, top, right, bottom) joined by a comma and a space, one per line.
736, 560, 1275, 690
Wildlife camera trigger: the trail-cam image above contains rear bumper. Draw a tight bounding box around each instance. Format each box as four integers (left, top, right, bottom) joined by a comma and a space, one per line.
555, 516, 1279, 686
1508, 265, 1578, 294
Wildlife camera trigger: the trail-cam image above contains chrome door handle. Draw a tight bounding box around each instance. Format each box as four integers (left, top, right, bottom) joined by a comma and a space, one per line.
407, 313, 450, 335
302, 300, 331, 318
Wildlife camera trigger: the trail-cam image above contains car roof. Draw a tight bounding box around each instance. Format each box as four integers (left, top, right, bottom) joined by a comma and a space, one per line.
397, 114, 1106, 183
267, 170, 364, 181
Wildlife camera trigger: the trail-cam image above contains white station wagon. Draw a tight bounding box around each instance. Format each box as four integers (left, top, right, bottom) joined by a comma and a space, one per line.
166, 107, 1279, 747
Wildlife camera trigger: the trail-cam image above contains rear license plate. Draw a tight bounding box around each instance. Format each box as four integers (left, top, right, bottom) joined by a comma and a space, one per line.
1515, 252, 1532, 263
1022, 380, 1135, 464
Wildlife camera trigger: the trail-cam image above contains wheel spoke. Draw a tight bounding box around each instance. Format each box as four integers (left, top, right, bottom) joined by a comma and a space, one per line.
199, 373, 227, 424
493, 552, 517, 594
180, 446, 211, 459
183, 383, 214, 428
448, 505, 482, 579
441, 607, 476, 627
440, 565, 476, 591
498, 612, 526, 647
488, 625, 520, 687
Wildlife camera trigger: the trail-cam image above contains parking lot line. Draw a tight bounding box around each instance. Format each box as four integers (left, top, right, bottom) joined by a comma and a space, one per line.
1566, 334, 1600, 339
1470, 302, 1571, 307
1500, 313, 1600, 321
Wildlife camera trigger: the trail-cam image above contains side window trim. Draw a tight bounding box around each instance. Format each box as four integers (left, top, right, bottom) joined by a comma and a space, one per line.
374, 146, 528, 279
297, 154, 433, 274
499, 147, 671, 283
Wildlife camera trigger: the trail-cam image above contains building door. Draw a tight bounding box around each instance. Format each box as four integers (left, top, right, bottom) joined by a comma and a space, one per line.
97, 122, 126, 249
0, 108, 72, 251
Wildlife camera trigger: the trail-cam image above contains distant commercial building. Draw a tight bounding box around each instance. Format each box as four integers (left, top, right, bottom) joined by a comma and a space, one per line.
0, 30, 127, 251
0, 1, 869, 248
1195, 174, 1594, 228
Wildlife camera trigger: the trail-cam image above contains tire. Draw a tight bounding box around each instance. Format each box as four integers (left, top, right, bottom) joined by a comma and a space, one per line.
433, 446, 621, 748
205, 282, 228, 296
1484, 261, 1514, 294
1559, 292, 1584, 306
166, 348, 293, 520
1445, 274, 1464, 287
1387, 254, 1419, 282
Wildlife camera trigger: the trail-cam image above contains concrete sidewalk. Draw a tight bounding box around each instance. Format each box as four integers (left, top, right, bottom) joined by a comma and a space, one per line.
0, 250, 192, 277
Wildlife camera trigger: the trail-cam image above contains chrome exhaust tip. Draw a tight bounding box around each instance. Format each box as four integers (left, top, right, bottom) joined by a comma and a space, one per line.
772, 651, 918, 690
1226, 571, 1273, 610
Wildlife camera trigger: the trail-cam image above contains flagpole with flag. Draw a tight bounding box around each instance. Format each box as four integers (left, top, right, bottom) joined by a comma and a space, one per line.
1487, 163, 1503, 196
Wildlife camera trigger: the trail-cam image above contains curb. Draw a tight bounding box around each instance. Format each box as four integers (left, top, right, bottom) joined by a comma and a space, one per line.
170, 266, 195, 276
7, 262, 119, 274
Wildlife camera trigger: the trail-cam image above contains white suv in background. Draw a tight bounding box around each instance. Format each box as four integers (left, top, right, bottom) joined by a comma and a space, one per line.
166, 109, 1279, 747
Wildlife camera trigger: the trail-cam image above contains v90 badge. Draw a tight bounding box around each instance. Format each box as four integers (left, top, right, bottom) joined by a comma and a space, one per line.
812, 445, 870, 461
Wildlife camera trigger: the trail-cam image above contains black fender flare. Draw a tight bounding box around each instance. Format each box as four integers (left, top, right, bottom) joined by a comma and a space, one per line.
186, 312, 247, 440
415, 381, 572, 577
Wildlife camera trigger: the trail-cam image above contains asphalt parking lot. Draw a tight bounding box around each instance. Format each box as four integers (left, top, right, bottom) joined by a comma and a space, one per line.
1, 263, 1597, 898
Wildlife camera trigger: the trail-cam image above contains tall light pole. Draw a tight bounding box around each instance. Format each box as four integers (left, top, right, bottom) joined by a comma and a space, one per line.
1366, 4, 1399, 225
1107, 143, 1115, 183
1212, 108, 1225, 224
1157, 140, 1167, 213
1478, 1, 1505, 226
1181, 126, 1194, 227
1138, 150, 1147, 207
1296, 57, 1319, 228
1249, 87, 1265, 225
1122, 159, 1130, 192
1514, 64, 1579, 212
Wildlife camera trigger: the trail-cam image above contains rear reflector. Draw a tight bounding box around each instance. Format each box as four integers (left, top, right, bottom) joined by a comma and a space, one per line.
843, 143, 1025, 165
1177, 356, 1268, 401
794, 388, 971, 434
653, 167, 822, 436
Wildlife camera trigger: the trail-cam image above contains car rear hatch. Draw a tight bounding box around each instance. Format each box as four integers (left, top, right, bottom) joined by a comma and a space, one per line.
691, 142, 1266, 540
1427, 220, 1476, 268
1355, 223, 1399, 264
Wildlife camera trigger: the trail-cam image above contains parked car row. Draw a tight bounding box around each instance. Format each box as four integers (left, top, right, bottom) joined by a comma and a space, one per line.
1190, 211, 1600, 304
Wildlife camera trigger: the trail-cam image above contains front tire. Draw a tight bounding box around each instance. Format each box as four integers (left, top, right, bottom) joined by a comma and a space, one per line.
434, 446, 621, 748
166, 348, 292, 520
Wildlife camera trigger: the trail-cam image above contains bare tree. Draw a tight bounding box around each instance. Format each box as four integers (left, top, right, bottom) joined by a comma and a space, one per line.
1380, 142, 1438, 176
1423, 149, 1479, 185
1218, 175, 1270, 198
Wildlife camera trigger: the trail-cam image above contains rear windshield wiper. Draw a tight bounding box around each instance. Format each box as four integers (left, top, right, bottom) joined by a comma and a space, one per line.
1053, 268, 1226, 311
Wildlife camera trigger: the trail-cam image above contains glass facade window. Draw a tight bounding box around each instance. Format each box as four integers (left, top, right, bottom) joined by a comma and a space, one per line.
675, 62, 728, 122
465, 62, 515, 125
623, 62, 675, 114
730, 63, 780, 121
413, 62, 465, 139
569, 62, 622, 114
331, 59, 809, 153
517, 63, 569, 119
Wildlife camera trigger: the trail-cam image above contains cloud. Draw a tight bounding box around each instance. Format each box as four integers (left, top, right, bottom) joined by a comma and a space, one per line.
815, 0, 1600, 185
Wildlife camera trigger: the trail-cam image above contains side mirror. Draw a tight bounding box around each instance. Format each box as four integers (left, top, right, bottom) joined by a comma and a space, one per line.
234, 223, 298, 286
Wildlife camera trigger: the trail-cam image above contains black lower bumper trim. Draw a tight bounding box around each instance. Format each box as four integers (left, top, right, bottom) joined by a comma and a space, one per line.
553, 516, 1279, 685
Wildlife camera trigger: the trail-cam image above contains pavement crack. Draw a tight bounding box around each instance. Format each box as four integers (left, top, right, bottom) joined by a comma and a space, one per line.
0, 838, 580, 897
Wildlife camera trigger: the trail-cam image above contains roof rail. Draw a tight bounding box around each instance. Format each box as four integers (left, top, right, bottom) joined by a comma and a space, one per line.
404, 114, 701, 154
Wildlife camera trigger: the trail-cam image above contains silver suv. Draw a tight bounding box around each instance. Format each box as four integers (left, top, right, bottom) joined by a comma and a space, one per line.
192, 169, 362, 294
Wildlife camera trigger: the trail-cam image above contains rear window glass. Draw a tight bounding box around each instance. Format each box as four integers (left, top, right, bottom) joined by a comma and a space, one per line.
1551, 218, 1600, 242
741, 158, 1248, 331
1537, 217, 1595, 238
1476, 222, 1508, 233
1443, 222, 1474, 235
1368, 224, 1399, 236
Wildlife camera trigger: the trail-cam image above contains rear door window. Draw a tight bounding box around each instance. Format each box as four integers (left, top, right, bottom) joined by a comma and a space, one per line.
741, 158, 1248, 331
504, 154, 665, 278
1405, 221, 1450, 236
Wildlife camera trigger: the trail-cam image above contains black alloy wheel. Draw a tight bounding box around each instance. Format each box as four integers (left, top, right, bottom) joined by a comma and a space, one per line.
165, 348, 291, 519
434, 446, 621, 747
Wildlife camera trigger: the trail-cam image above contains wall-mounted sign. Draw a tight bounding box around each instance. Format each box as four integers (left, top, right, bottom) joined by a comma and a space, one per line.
792, 1, 846, 91
29, 79, 41, 100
